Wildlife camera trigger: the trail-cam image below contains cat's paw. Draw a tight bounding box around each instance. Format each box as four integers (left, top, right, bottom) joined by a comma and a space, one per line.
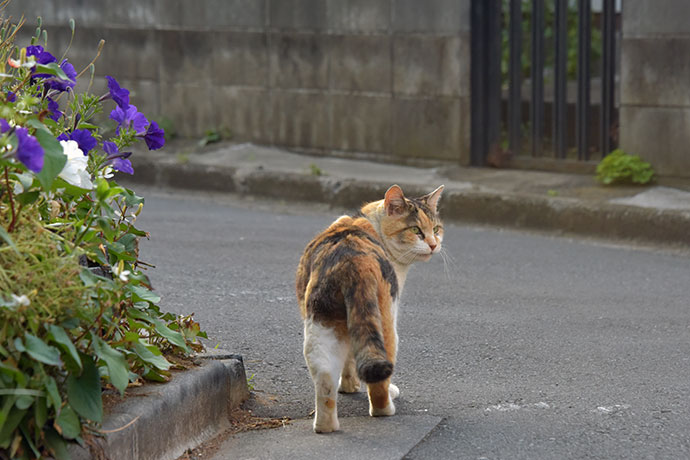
338, 375, 361, 393
313, 415, 340, 433
369, 399, 396, 417
389, 383, 400, 400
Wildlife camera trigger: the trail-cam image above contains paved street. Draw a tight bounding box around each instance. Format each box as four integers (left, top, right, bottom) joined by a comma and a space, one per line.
135, 187, 690, 459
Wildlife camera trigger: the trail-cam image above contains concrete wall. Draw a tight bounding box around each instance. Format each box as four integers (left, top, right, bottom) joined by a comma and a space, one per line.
5, 0, 471, 165
620, 0, 690, 178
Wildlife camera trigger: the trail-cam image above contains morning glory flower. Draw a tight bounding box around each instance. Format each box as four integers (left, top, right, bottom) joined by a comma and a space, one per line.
58, 140, 93, 189
102, 141, 134, 174
105, 76, 130, 110
15, 127, 44, 173
6, 91, 16, 103
110, 104, 148, 135
45, 59, 77, 92
143, 121, 165, 150
26, 45, 57, 65
67, 129, 97, 155
47, 97, 63, 121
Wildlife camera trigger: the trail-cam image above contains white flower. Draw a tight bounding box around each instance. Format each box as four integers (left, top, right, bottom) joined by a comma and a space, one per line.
112, 262, 131, 282
97, 166, 114, 180
58, 140, 94, 189
11, 294, 30, 306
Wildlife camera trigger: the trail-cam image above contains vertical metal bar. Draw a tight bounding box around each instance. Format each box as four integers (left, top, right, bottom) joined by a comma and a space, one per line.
553, 0, 567, 158
487, 0, 502, 156
508, 0, 522, 155
470, 0, 501, 166
577, 0, 591, 161
530, 0, 544, 157
470, 0, 488, 165
600, 0, 615, 157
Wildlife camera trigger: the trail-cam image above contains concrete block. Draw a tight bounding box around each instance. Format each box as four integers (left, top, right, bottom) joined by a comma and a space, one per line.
271, 90, 331, 149
159, 30, 214, 84
212, 87, 273, 144
621, 37, 690, 107
331, 94, 391, 154
119, 78, 161, 119
623, 0, 690, 38
91, 28, 160, 81
392, 0, 470, 33
212, 31, 269, 86
393, 34, 467, 97
105, 0, 157, 28
619, 106, 690, 179
392, 96, 463, 161
326, 0, 391, 32
329, 34, 391, 92
205, 0, 267, 29
9, 0, 100, 28
154, 0, 183, 29
269, 32, 329, 89
269, 0, 327, 30
159, 83, 215, 137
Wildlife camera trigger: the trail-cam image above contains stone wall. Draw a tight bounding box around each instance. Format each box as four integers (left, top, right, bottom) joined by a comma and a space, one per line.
5, 0, 471, 165
620, 0, 690, 178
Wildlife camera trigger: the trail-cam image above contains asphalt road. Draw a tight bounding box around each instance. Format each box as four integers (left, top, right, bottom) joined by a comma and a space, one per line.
134, 187, 690, 460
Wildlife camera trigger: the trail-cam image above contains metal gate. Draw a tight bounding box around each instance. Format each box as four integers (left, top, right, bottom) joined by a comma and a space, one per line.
471, 0, 619, 171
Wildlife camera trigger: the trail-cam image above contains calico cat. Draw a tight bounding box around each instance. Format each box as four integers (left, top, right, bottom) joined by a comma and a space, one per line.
296, 184, 444, 433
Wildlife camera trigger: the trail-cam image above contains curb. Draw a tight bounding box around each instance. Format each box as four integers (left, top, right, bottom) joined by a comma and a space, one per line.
69, 356, 249, 460
126, 156, 690, 247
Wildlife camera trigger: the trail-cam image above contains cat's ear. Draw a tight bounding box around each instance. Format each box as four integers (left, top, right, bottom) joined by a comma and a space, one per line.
384, 184, 407, 216
422, 185, 444, 213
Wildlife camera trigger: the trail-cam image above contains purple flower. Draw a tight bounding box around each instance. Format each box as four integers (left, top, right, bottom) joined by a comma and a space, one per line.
45, 59, 77, 92
0, 119, 10, 133
143, 121, 165, 150
105, 76, 130, 110
103, 141, 134, 174
26, 45, 57, 65
110, 104, 148, 135
57, 129, 97, 155
15, 127, 44, 173
6, 91, 16, 103
47, 97, 63, 121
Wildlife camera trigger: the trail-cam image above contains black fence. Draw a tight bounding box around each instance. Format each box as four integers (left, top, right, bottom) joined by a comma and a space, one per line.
471, 0, 619, 170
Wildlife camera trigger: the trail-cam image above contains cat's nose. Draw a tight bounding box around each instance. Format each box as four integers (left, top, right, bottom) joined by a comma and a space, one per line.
428, 243, 437, 252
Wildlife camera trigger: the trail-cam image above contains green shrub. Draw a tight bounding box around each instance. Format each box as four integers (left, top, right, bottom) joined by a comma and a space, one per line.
596, 149, 655, 185
0, 16, 205, 459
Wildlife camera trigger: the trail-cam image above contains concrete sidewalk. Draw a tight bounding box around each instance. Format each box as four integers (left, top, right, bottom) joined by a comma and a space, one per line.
127, 141, 690, 247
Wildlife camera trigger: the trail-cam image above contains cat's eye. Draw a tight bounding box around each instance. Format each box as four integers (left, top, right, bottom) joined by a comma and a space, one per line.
410, 226, 422, 235
433, 225, 441, 234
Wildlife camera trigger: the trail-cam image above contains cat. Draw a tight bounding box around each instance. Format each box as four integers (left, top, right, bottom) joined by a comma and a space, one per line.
296, 184, 444, 433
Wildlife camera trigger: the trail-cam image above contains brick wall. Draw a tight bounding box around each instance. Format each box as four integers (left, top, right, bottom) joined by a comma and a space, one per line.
6, 0, 472, 165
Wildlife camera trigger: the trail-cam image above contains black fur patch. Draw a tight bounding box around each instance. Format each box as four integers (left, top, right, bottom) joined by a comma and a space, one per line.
358, 359, 394, 383
376, 255, 398, 299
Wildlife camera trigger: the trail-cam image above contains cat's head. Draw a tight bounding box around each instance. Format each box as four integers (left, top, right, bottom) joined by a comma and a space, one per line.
377, 184, 444, 265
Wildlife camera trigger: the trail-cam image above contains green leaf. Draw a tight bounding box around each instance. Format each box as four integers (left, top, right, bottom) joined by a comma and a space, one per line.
48, 325, 82, 373
44, 427, 72, 460
0, 226, 19, 253
129, 285, 161, 304
15, 394, 34, 410
35, 396, 48, 430
34, 62, 70, 81
24, 333, 62, 366
66, 357, 102, 423
34, 129, 67, 190
55, 404, 81, 440
133, 342, 170, 371
152, 319, 189, 353
44, 376, 61, 411
93, 338, 129, 393
16, 190, 39, 205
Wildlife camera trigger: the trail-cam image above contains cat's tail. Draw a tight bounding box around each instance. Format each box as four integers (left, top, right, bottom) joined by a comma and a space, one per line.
343, 279, 393, 384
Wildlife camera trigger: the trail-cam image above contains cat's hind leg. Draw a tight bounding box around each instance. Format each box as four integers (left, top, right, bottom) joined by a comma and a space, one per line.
303, 318, 348, 433
338, 347, 361, 393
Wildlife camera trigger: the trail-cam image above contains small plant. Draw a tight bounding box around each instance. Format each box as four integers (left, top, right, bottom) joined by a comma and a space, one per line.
596, 149, 655, 185
0, 15, 205, 459
308, 163, 323, 176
